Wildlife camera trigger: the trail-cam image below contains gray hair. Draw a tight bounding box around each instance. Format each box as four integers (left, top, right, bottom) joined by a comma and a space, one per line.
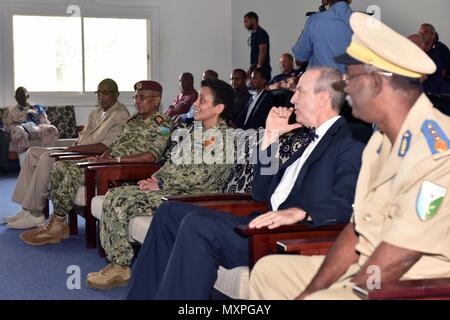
311, 67, 346, 112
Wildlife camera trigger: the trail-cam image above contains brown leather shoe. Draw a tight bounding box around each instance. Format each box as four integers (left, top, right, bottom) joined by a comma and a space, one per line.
20, 214, 69, 246
86, 263, 131, 290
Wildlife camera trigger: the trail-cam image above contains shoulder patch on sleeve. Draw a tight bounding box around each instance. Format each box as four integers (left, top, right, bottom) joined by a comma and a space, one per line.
158, 125, 171, 137
421, 120, 449, 155
416, 180, 447, 221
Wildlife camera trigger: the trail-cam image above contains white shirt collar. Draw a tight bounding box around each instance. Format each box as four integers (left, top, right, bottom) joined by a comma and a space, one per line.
313, 115, 341, 139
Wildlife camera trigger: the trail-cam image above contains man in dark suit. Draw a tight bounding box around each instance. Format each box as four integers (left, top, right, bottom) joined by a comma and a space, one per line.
125, 67, 368, 300
234, 67, 274, 130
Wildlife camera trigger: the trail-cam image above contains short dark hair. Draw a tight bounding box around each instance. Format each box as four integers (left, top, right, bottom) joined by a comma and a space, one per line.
181, 72, 194, 83
244, 12, 259, 21
201, 79, 237, 122
233, 68, 247, 79
253, 67, 270, 83
99, 78, 119, 92
15, 86, 28, 96
421, 23, 436, 34
389, 74, 422, 93
203, 69, 219, 80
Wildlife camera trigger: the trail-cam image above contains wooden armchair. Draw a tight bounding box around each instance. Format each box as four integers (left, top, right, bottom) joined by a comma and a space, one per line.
44, 151, 102, 219
206, 210, 344, 299
73, 162, 161, 248
48, 150, 161, 248
276, 237, 450, 300
235, 223, 345, 268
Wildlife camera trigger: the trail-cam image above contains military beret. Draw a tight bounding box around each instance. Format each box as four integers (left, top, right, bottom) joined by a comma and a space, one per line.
335, 12, 436, 78
134, 80, 163, 93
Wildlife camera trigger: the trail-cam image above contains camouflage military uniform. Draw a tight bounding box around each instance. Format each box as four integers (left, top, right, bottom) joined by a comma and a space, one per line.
48, 112, 173, 217
100, 120, 233, 266
2, 104, 58, 153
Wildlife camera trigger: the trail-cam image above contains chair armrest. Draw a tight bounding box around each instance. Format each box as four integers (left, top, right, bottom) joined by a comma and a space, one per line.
353, 278, 450, 300
50, 151, 80, 158
234, 223, 346, 268
276, 237, 335, 255
235, 223, 346, 237
167, 194, 268, 217
167, 193, 253, 202
54, 154, 92, 161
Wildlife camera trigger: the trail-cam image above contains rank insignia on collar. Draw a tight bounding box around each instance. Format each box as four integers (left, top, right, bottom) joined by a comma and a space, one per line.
416, 180, 447, 221
398, 131, 411, 157
154, 115, 164, 125
422, 120, 449, 155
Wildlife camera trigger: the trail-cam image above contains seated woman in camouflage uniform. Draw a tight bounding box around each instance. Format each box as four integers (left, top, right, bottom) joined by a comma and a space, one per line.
2, 87, 58, 163
87, 78, 240, 290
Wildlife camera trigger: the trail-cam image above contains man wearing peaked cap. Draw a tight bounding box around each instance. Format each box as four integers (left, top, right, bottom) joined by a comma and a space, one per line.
250, 12, 450, 300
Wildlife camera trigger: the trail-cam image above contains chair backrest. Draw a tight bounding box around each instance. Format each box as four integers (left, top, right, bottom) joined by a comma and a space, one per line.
44, 105, 78, 139
223, 128, 310, 194
271, 89, 294, 108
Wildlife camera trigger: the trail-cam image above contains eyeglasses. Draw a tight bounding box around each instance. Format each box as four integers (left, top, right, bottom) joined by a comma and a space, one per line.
332, 71, 393, 91
132, 94, 160, 102
95, 90, 116, 96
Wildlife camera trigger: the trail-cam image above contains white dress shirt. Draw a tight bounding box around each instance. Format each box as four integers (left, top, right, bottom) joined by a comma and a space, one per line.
270, 116, 341, 211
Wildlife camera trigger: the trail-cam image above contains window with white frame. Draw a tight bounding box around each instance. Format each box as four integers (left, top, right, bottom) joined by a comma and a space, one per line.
13, 15, 149, 92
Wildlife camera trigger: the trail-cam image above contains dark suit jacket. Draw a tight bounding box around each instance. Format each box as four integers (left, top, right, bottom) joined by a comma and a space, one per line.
234, 90, 274, 130
251, 117, 368, 226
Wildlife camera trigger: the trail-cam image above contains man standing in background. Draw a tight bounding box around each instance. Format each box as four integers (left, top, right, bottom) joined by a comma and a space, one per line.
244, 12, 271, 80
293, 0, 353, 73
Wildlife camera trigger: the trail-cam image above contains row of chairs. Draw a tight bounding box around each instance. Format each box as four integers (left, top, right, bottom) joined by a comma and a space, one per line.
46, 114, 450, 299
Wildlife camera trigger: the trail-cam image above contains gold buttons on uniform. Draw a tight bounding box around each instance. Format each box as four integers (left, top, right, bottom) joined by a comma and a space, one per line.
364, 215, 371, 222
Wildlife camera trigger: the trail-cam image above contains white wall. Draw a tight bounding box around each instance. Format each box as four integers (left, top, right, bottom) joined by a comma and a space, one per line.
352, 0, 450, 45
1, 0, 449, 125
231, 0, 450, 76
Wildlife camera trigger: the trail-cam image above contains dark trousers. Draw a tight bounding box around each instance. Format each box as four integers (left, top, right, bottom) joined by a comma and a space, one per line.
125, 201, 255, 300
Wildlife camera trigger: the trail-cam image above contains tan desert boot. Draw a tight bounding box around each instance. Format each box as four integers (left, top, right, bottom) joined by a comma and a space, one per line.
87, 263, 131, 290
